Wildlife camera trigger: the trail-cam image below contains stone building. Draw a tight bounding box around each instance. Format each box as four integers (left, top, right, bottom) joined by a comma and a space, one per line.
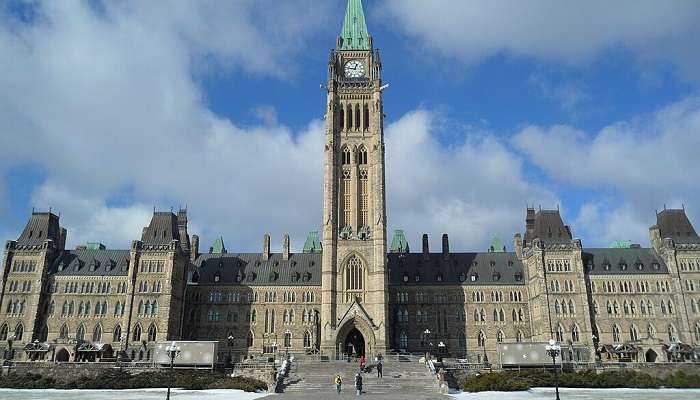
1, 0, 699, 365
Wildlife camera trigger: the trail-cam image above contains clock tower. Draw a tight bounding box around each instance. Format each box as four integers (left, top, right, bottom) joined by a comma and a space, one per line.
320, 0, 388, 357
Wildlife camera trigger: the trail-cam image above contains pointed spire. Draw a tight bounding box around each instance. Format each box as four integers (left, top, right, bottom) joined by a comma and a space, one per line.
211, 236, 226, 254
340, 0, 370, 50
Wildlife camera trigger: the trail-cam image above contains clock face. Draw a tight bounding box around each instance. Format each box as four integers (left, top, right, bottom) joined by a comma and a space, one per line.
344, 60, 365, 78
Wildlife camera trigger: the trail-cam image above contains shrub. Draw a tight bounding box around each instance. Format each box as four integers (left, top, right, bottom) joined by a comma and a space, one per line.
461, 369, 700, 392
0, 369, 267, 392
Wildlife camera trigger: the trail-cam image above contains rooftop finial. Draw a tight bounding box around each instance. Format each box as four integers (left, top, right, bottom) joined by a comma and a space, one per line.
339, 0, 370, 50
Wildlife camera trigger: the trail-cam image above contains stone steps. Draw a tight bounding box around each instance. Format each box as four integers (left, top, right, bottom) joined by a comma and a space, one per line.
281, 361, 437, 395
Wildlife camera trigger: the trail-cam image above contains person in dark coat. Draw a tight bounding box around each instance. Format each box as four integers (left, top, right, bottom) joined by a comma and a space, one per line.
376, 359, 383, 378
354, 372, 363, 395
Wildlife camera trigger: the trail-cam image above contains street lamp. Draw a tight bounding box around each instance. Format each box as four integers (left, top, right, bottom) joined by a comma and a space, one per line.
424, 329, 431, 358
545, 339, 562, 400
165, 341, 181, 400
4, 334, 15, 365
591, 334, 599, 362
437, 341, 446, 362
227, 334, 235, 367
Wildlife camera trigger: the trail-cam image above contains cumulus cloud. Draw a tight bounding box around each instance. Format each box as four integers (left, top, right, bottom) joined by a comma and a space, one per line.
0, 0, 564, 254
513, 96, 700, 246
380, 0, 700, 84
385, 110, 557, 251
0, 1, 332, 251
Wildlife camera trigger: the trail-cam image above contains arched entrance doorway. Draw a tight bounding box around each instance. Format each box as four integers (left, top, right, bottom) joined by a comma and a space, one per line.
334, 317, 375, 359
344, 328, 365, 357
55, 348, 70, 362
645, 349, 658, 362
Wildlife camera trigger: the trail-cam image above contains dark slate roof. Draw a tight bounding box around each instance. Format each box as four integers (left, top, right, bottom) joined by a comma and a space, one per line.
142, 212, 180, 245
655, 209, 700, 244
49, 249, 131, 276
192, 253, 322, 286
524, 209, 572, 245
16, 212, 61, 246
582, 248, 667, 275
141, 210, 190, 252
387, 252, 525, 286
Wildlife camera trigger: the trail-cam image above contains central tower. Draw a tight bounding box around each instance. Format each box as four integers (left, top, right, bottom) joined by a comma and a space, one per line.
321, 0, 388, 356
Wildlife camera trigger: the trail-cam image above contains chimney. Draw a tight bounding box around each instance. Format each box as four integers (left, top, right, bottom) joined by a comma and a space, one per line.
442, 234, 449, 260
190, 235, 199, 263
514, 233, 523, 259
282, 233, 290, 260
262, 234, 270, 261
422, 234, 429, 261
526, 207, 536, 231
58, 228, 67, 251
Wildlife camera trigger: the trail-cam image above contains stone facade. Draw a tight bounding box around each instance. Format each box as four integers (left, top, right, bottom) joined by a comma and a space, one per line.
1, 0, 699, 366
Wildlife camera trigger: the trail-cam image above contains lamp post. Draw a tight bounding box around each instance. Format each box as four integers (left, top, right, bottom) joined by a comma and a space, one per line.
424, 329, 431, 359
165, 341, 181, 400
227, 334, 235, 367
591, 334, 599, 362
4, 334, 15, 365
437, 341, 446, 362
545, 339, 561, 400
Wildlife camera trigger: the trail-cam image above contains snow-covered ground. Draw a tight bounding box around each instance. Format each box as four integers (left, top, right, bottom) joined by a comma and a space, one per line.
0, 388, 269, 400
450, 387, 700, 400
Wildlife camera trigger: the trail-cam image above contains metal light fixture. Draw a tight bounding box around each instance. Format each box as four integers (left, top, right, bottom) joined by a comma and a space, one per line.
545, 339, 562, 400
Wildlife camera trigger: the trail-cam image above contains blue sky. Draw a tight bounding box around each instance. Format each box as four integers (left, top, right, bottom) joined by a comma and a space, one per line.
1, 0, 700, 253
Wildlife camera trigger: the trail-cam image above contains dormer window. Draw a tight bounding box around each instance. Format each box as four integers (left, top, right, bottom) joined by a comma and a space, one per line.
435, 273, 443, 282
587, 260, 594, 271
490, 261, 496, 268
652, 262, 660, 270
492, 272, 501, 281
214, 272, 221, 283
459, 272, 466, 282
636, 262, 644, 271
514, 273, 523, 281
619, 262, 627, 271
507, 260, 514, 267
470, 273, 478, 282
269, 272, 278, 282
246, 272, 256, 282
403, 272, 409, 283
415, 272, 421, 282
236, 271, 243, 283
603, 262, 611, 271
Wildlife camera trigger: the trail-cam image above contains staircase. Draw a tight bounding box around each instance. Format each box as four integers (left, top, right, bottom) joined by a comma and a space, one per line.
278, 359, 443, 398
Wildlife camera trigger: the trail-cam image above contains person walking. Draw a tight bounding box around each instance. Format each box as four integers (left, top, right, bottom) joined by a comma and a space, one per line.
354, 372, 363, 396
376, 359, 383, 378
334, 374, 342, 394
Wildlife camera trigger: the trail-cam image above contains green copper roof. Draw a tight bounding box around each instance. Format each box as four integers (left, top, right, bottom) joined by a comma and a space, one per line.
303, 231, 322, 253
339, 0, 370, 50
489, 235, 505, 253
211, 236, 227, 254
389, 230, 409, 253
86, 242, 106, 250
609, 240, 632, 249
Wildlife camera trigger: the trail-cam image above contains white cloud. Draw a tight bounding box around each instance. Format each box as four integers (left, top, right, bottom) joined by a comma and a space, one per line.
380, 0, 700, 84
0, 1, 332, 251
513, 96, 700, 246
385, 110, 557, 251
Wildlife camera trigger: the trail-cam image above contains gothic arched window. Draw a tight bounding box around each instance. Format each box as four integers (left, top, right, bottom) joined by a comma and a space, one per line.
59, 324, 69, 339
93, 325, 102, 342
76, 324, 85, 342
344, 256, 364, 301
113, 325, 122, 343
148, 323, 157, 342
133, 324, 142, 342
